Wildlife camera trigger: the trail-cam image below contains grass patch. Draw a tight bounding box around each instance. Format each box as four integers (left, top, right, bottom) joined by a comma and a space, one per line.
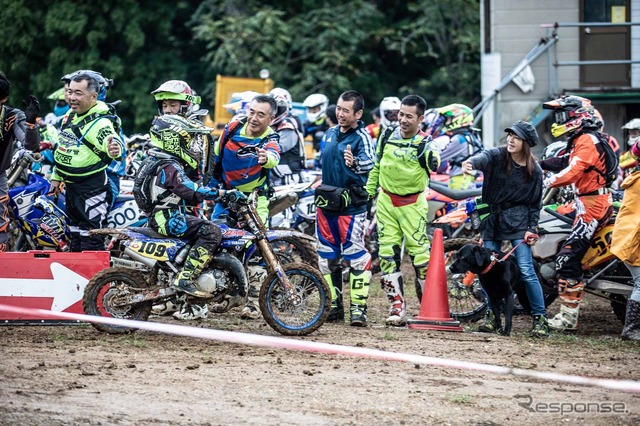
449, 393, 473, 404
381, 332, 396, 341
120, 336, 147, 348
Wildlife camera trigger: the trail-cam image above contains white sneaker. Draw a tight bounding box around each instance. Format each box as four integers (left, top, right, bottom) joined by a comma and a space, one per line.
152, 300, 181, 316
173, 303, 209, 320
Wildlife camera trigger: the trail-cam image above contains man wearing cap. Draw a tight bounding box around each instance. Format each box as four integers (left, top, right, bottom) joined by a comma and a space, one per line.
462, 120, 549, 337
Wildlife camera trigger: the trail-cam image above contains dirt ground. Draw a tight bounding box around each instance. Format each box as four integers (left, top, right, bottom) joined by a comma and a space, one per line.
2, 272, 640, 425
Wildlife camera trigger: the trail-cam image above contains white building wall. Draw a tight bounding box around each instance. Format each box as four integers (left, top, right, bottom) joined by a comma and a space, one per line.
482, 0, 580, 148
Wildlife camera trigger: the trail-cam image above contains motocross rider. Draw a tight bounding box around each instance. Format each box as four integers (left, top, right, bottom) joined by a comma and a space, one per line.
208, 94, 281, 320
365, 95, 441, 326
136, 114, 237, 320
539, 95, 614, 332
378, 96, 401, 137
269, 87, 305, 186
0, 71, 41, 252
426, 104, 483, 190
620, 118, 640, 171
148, 80, 213, 319
302, 93, 329, 153
49, 71, 123, 252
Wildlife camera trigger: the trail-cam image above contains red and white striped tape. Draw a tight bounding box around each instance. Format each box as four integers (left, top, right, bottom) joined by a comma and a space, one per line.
1, 302, 638, 393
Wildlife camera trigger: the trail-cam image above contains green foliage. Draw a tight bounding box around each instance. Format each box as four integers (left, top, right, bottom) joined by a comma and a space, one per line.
0, 0, 480, 133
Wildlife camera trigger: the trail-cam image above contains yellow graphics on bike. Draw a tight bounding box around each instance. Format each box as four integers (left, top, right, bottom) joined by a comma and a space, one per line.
127, 240, 178, 261
582, 224, 616, 269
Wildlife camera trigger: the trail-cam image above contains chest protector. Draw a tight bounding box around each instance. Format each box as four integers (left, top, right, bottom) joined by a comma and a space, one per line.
133, 157, 180, 213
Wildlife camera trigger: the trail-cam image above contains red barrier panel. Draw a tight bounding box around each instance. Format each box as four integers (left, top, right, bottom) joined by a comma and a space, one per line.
0, 251, 110, 322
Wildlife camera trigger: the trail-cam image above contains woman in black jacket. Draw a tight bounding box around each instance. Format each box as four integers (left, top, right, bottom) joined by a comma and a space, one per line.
462, 120, 548, 337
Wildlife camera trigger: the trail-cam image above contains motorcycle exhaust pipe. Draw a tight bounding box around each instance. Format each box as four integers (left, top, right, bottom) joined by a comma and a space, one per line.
123, 247, 158, 269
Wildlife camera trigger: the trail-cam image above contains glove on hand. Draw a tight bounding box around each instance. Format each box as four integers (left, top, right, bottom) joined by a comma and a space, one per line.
22, 95, 40, 124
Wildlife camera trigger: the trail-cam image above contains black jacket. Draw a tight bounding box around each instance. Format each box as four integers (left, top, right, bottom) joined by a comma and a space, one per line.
469, 147, 542, 240
1, 106, 40, 174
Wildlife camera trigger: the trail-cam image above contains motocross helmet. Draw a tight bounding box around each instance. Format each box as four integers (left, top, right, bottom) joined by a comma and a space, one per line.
379, 96, 401, 128
420, 108, 440, 134
47, 87, 69, 117
302, 93, 329, 123
622, 118, 640, 147
62, 70, 113, 101
269, 88, 292, 125
434, 104, 474, 136
543, 95, 597, 138
149, 114, 212, 170
151, 80, 201, 117
542, 141, 568, 160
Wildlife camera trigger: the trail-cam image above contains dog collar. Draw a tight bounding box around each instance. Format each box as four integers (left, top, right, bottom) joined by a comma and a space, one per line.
479, 255, 497, 275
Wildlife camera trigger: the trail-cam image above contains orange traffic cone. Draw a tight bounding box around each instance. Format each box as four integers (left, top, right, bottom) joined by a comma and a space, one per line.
407, 228, 462, 332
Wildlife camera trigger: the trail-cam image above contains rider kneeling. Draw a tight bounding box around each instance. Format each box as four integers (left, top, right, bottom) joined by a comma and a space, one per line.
134, 114, 234, 319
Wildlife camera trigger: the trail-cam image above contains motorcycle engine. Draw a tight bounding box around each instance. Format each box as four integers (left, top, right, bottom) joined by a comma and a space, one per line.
197, 268, 230, 295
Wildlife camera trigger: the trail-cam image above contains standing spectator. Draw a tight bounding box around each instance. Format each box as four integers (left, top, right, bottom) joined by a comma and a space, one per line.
50, 71, 123, 251
610, 139, 640, 341
315, 90, 374, 326
209, 94, 280, 319
540, 96, 613, 332
462, 120, 549, 337
0, 71, 41, 252
365, 95, 440, 326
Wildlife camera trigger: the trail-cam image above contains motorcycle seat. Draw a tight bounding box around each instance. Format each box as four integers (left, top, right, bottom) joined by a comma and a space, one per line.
428, 180, 482, 199
542, 207, 574, 225
128, 226, 167, 239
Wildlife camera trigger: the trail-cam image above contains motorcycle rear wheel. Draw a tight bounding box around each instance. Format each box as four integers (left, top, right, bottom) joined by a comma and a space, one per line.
83, 267, 152, 334
259, 262, 330, 336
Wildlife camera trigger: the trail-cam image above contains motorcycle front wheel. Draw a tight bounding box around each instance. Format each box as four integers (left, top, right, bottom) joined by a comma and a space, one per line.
83, 267, 153, 334
415, 238, 488, 322
259, 262, 330, 336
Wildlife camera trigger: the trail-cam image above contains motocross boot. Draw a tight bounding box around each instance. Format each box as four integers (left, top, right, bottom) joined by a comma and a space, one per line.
173, 303, 209, 320
173, 246, 211, 298
381, 272, 406, 327
621, 299, 640, 341
325, 271, 344, 322
548, 278, 584, 332
349, 270, 371, 327
477, 309, 499, 334
530, 314, 550, 337
240, 285, 261, 320
240, 265, 268, 320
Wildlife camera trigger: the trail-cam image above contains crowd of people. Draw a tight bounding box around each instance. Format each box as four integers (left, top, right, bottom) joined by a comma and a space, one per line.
2, 68, 640, 340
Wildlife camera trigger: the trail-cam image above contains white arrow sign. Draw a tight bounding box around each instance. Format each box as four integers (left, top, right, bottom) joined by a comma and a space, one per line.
0, 262, 89, 312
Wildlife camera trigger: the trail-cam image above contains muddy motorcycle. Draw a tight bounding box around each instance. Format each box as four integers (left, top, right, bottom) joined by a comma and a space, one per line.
83, 191, 330, 336
440, 202, 632, 323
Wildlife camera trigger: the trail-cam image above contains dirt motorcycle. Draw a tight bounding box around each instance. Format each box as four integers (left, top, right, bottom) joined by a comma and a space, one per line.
439, 197, 632, 323
6, 149, 146, 251
267, 170, 320, 235
83, 190, 331, 336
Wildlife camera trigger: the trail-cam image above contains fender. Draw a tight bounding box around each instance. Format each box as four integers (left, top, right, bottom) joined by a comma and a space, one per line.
266, 229, 316, 242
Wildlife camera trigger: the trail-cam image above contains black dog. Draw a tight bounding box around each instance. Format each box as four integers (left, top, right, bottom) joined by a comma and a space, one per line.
448, 244, 532, 336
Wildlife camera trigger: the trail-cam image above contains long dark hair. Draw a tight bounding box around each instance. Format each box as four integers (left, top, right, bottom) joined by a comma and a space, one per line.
505, 141, 537, 180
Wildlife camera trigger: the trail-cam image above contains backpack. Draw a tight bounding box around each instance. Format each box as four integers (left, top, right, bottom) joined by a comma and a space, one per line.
133, 156, 173, 213
584, 131, 619, 188
377, 126, 437, 176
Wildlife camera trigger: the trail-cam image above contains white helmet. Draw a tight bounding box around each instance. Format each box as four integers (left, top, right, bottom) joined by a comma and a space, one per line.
269, 87, 292, 110
379, 96, 401, 128
269, 88, 292, 125
622, 118, 640, 146
303, 93, 329, 123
